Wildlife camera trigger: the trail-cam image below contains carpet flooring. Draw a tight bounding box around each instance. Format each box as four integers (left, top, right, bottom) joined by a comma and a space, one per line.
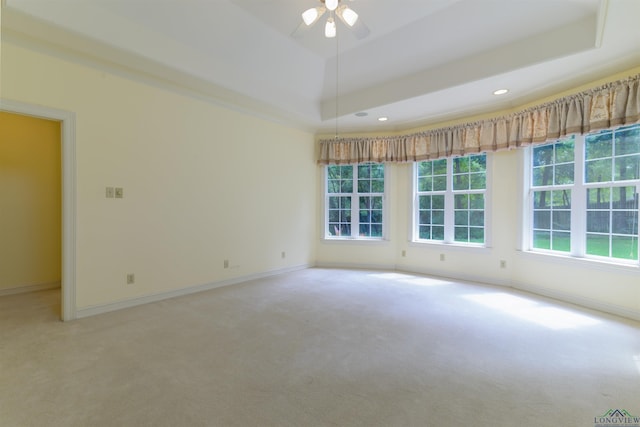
1, 268, 639, 426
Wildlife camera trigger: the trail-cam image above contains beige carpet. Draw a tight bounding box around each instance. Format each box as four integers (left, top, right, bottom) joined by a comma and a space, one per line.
1, 268, 639, 426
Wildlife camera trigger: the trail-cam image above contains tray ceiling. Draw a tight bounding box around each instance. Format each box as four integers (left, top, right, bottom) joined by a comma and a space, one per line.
3, 0, 640, 133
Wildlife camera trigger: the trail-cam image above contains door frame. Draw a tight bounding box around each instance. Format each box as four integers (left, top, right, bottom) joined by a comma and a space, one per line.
1, 99, 77, 321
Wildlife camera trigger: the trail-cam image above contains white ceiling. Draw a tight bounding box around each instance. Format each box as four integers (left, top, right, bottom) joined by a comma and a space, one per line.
3, 0, 640, 134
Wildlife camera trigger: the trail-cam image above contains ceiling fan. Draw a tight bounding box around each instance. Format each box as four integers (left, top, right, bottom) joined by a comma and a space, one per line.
293, 0, 370, 39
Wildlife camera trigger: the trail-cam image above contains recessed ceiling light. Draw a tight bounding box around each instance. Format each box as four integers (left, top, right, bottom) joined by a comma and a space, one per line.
378, 117, 388, 122
355, 112, 368, 117
493, 89, 509, 95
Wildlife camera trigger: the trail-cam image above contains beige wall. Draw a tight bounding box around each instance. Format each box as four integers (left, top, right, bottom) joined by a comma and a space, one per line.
1, 41, 317, 310
0, 111, 61, 292
317, 95, 640, 321
2, 37, 638, 320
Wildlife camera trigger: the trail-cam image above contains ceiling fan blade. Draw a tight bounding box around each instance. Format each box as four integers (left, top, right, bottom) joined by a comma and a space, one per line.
335, 5, 354, 26
350, 19, 370, 39
336, 5, 370, 39
291, 6, 326, 38
303, 6, 327, 27
292, 5, 327, 38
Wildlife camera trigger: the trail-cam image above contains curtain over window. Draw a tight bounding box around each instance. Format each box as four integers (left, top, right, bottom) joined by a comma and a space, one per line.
318, 73, 640, 165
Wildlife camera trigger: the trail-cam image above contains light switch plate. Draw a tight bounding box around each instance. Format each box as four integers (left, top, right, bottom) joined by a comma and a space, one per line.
106, 187, 114, 198
115, 187, 123, 198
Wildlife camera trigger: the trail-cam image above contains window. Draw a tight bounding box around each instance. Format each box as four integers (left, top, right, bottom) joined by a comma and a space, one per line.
531, 137, 574, 252
414, 153, 487, 244
527, 124, 640, 262
326, 163, 385, 239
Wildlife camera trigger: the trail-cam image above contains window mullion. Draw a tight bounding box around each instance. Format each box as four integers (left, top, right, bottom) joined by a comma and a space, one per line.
349, 194, 356, 238
324, 167, 331, 237
572, 134, 586, 257
413, 190, 420, 241
412, 164, 418, 241
351, 165, 359, 238
444, 159, 454, 243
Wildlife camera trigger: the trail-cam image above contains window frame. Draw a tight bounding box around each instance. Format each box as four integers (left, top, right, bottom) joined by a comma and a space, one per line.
522, 125, 640, 266
529, 136, 576, 254
323, 162, 388, 241
412, 153, 491, 247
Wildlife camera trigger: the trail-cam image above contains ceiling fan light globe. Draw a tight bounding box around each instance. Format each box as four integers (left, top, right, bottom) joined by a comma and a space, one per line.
325, 17, 336, 38
325, 0, 339, 12
341, 7, 358, 26
302, 8, 319, 26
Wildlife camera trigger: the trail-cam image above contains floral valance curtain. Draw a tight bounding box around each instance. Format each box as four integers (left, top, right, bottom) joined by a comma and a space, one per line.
318, 73, 640, 165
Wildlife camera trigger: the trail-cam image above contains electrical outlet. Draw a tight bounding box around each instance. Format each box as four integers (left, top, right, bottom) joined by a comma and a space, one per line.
500, 260, 507, 269
439, 253, 445, 261
401, 250, 406, 257
115, 187, 124, 198
281, 251, 286, 259
126, 273, 135, 284
106, 187, 114, 198
224, 259, 229, 269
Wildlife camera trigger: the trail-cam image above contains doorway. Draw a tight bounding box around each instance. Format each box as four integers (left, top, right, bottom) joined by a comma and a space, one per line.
0, 100, 76, 320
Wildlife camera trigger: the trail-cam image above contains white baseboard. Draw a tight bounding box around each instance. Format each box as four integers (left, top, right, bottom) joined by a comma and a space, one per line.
402, 264, 639, 321
317, 262, 512, 288
397, 264, 513, 288
0, 281, 61, 297
73, 261, 639, 323
315, 261, 397, 271
397, 266, 640, 320
317, 262, 639, 322
75, 264, 311, 319
511, 280, 640, 322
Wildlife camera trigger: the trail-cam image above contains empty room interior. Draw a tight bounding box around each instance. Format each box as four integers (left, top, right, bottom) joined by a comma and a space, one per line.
1, 0, 640, 426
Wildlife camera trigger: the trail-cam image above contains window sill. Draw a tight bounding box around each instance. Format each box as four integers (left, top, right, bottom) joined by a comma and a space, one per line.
518, 250, 640, 273
409, 240, 492, 253
322, 237, 389, 245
